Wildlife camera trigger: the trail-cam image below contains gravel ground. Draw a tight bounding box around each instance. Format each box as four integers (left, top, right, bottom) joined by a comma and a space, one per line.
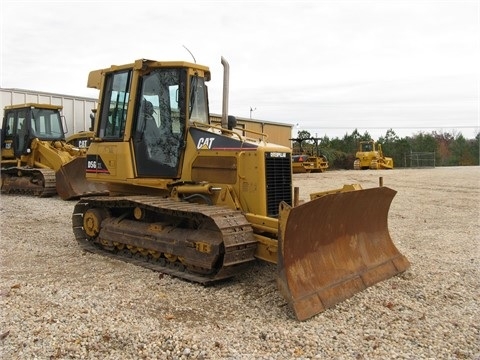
1, 166, 479, 359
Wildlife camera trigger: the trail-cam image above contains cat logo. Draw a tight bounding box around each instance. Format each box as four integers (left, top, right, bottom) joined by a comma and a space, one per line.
77, 139, 89, 148
197, 137, 215, 149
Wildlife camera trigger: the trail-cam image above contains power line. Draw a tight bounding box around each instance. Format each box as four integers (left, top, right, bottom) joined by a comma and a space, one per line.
306, 125, 479, 130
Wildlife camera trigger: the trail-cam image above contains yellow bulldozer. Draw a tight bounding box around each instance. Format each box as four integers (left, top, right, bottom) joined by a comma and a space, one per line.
1, 103, 107, 199
354, 140, 394, 170
71, 58, 409, 320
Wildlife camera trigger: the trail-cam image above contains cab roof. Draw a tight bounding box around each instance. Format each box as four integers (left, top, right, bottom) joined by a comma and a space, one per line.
4, 103, 63, 111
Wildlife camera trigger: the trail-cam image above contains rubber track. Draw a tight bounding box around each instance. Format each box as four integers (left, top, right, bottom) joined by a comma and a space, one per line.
72, 195, 258, 284
1, 168, 57, 197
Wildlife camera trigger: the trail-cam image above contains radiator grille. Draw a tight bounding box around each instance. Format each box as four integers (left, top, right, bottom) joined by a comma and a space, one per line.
265, 152, 292, 217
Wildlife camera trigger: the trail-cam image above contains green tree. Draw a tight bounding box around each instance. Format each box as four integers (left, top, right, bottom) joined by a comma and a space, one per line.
434, 131, 455, 166
450, 133, 479, 165
408, 132, 437, 152
378, 129, 400, 166
296, 130, 311, 140
472, 133, 480, 165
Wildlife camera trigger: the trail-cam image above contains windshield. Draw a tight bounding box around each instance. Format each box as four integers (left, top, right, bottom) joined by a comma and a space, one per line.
31, 108, 64, 140
135, 68, 184, 138
133, 68, 187, 174
361, 142, 373, 152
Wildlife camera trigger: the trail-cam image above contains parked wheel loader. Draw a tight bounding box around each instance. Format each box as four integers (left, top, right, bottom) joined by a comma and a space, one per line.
354, 140, 394, 170
1, 103, 108, 199
72, 58, 409, 320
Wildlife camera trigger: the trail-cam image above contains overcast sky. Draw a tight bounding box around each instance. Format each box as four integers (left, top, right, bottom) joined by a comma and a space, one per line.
1, 0, 479, 139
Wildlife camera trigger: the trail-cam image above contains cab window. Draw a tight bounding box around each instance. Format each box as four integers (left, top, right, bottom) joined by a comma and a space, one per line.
99, 70, 131, 139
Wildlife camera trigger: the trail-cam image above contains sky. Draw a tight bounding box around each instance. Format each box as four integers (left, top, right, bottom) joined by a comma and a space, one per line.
1, 0, 479, 140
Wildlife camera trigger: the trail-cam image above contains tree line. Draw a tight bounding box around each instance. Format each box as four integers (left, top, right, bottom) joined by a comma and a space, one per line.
294, 129, 480, 169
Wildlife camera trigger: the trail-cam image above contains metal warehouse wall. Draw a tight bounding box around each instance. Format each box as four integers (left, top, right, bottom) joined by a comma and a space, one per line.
1, 88, 97, 137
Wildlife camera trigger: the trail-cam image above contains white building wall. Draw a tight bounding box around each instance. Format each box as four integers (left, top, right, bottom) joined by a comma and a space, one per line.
1, 88, 97, 136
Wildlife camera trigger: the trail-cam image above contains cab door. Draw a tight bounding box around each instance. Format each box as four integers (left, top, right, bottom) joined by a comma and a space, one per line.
132, 69, 186, 178
2, 108, 31, 159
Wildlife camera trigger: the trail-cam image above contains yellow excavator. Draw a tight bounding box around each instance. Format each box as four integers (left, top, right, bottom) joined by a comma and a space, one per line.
1, 103, 108, 199
72, 58, 409, 320
354, 140, 394, 170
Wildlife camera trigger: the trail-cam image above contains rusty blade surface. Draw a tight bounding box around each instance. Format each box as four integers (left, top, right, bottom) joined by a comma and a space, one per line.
277, 186, 410, 321
56, 157, 108, 200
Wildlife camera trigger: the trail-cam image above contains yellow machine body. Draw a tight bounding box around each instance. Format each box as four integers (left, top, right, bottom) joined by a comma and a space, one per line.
354, 140, 394, 170
291, 137, 329, 174
72, 58, 409, 320
1, 103, 107, 199
66, 131, 94, 149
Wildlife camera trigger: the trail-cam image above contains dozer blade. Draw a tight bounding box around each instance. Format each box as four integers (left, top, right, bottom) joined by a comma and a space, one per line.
277, 186, 410, 321
55, 157, 108, 200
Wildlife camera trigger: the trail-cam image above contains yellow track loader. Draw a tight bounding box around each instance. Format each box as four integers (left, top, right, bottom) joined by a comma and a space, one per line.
1, 103, 108, 199
66, 131, 94, 149
66, 111, 95, 149
354, 140, 394, 170
72, 58, 409, 320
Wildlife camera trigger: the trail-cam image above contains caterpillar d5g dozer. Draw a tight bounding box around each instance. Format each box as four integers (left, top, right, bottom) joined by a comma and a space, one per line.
1, 103, 108, 199
72, 58, 409, 320
354, 140, 394, 170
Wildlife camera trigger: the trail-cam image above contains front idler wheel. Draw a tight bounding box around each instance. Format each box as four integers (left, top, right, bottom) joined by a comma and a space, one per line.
83, 208, 109, 238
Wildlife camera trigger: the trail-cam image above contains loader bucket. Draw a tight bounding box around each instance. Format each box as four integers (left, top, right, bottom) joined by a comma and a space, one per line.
55, 157, 108, 200
277, 186, 410, 321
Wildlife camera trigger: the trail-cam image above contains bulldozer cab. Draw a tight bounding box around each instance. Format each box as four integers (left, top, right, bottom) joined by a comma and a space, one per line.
2, 104, 65, 158
89, 60, 210, 179
360, 141, 374, 152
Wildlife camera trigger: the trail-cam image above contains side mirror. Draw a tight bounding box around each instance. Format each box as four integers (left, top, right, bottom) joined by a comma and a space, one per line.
89, 113, 95, 131
227, 115, 237, 130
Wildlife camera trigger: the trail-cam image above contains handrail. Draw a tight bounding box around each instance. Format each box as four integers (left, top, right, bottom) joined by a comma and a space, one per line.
191, 121, 269, 142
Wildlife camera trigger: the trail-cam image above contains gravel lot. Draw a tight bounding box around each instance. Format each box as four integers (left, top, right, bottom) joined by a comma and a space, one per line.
1, 166, 479, 359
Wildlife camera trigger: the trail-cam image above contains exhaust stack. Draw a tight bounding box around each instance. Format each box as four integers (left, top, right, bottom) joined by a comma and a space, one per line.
221, 57, 229, 129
